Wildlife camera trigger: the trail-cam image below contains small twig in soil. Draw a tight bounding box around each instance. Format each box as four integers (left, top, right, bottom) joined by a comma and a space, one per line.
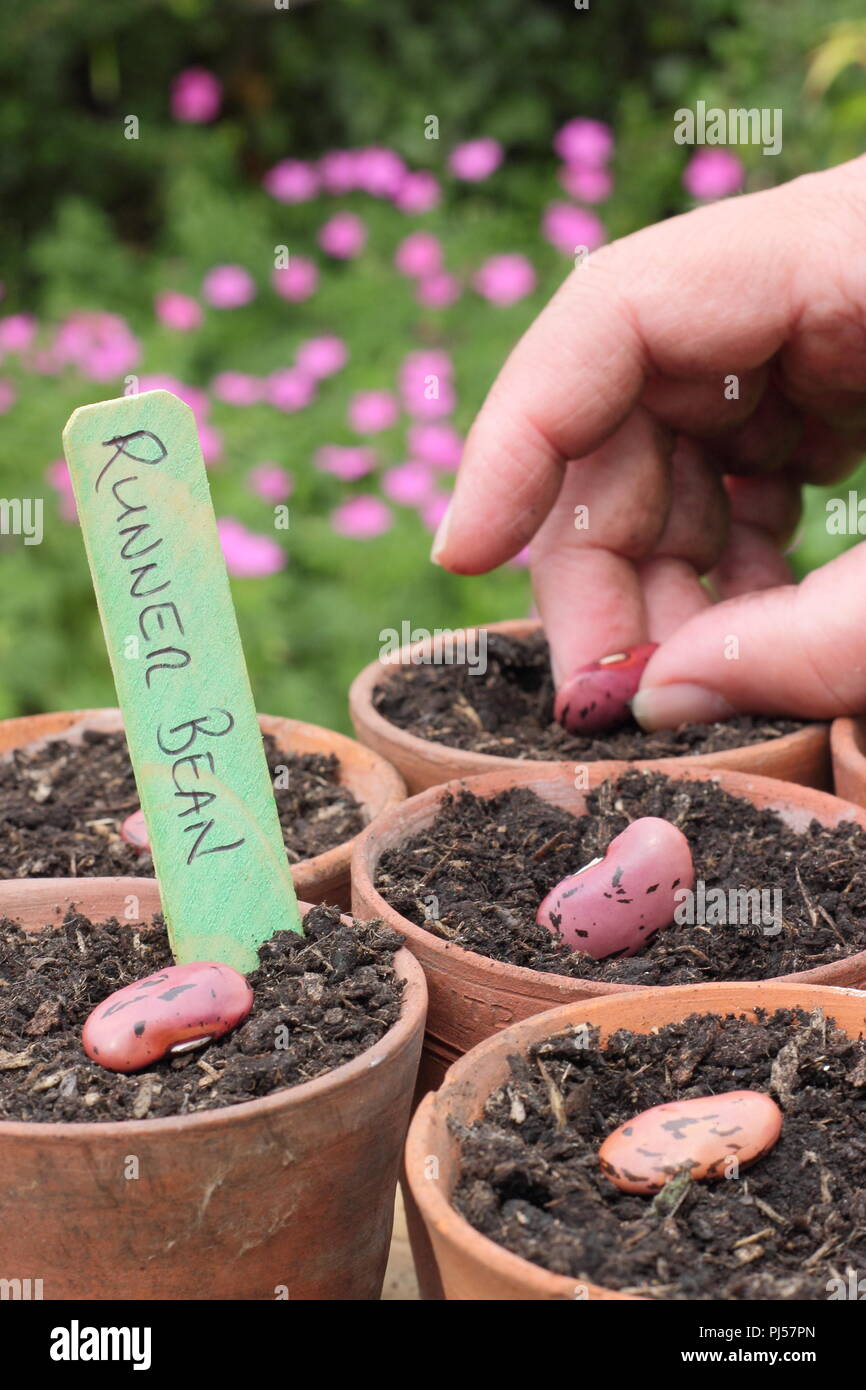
531, 830, 571, 863
668, 945, 712, 966
752, 1196, 788, 1225
801, 1148, 834, 1204
733, 1227, 773, 1250
535, 1056, 568, 1131
794, 865, 818, 928
453, 695, 483, 730
621, 1228, 651, 1251
418, 841, 459, 887
803, 1236, 840, 1270
815, 902, 847, 947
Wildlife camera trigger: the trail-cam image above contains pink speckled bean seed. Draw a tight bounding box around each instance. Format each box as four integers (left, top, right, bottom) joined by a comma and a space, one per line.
536, 817, 694, 959
598, 1090, 783, 1194
82, 962, 253, 1073
120, 808, 150, 852
555, 643, 658, 734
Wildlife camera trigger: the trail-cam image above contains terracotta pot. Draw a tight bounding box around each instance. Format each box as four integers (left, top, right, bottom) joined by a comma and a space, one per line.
0, 707, 406, 909
0, 878, 427, 1301
353, 762, 866, 1075
406, 979, 866, 1300
830, 716, 866, 809
349, 618, 831, 794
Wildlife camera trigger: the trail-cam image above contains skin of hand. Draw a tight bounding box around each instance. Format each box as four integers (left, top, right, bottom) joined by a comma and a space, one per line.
431, 156, 866, 728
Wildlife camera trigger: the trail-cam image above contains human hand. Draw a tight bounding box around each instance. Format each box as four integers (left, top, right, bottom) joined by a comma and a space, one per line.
432, 157, 866, 728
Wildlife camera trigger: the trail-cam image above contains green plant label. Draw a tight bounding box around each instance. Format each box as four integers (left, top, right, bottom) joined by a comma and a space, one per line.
62, 388, 303, 970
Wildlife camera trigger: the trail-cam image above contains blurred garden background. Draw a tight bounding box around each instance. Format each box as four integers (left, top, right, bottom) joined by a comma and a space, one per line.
1, 0, 866, 730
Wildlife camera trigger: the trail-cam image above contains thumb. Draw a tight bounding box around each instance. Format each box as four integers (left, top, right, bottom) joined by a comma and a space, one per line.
631, 542, 866, 728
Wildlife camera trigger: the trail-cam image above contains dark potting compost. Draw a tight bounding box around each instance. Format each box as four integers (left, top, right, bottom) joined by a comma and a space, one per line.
453, 1008, 866, 1299
0, 905, 403, 1122
373, 630, 807, 760
375, 771, 866, 985
0, 729, 365, 878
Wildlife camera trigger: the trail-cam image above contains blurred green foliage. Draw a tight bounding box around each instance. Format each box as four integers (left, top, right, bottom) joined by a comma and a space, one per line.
0, 0, 864, 730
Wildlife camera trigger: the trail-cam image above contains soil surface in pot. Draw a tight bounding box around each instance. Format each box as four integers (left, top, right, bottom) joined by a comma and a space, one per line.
373, 630, 806, 760
454, 1007, 866, 1299
0, 904, 402, 1122
376, 771, 866, 985
0, 729, 365, 878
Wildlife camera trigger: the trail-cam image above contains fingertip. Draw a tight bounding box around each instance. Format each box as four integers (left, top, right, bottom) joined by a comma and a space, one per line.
430, 497, 453, 567
631, 683, 738, 731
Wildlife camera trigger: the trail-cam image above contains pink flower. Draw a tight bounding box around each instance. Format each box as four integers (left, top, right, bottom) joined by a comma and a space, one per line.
331, 496, 392, 539
0, 379, 15, 413
394, 231, 443, 278
248, 464, 293, 503
448, 138, 503, 182
382, 461, 436, 506
211, 372, 263, 406
553, 118, 613, 168
198, 423, 223, 465
265, 368, 316, 413
315, 445, 377, 481
155, 291, 202, 332
272, 257, 318, 303
318, 149, 359, 195
171, 68, 222, 124
402, 379, 455, 420
53, 312, 140, 381
202, 265, 256, 309
399, 350, 456, 419
683, 149, 745, 200
0, 314, 37, 354
318, 212, 367, 259
559, 164, 613, 204
295, 336, 347, 378
416, 272, 460, 309
47, 460, 77, 522
393, 171, 441, 214
407, 422, 463, 470
348, 390, 399, 434
542, 203, 605, 256
509, 545, 531, 568
355, 147, 406, 197
473, 253, 537, 306
218, 518, 285, 577
401, 349, 454, 381
263, 159, 320, 203
419, 492, 451, 532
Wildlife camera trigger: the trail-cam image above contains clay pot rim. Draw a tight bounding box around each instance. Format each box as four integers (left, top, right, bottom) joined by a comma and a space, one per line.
352, 762, 866, 996
349, 617, 828, 778
831, 716, 866, 774
831, 716, 864, 748
0, 899, 428, 1140
0, 707, 406, 890
406, 979, 866, 1301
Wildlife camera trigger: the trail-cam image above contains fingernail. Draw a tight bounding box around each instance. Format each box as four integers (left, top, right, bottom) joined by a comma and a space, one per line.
555, 644, 658, 734
430, 497, 454, 566
631, 683, 737, 731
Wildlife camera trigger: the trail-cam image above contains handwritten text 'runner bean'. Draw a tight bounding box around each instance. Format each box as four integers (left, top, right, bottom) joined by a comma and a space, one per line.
62, 389, 302, 969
